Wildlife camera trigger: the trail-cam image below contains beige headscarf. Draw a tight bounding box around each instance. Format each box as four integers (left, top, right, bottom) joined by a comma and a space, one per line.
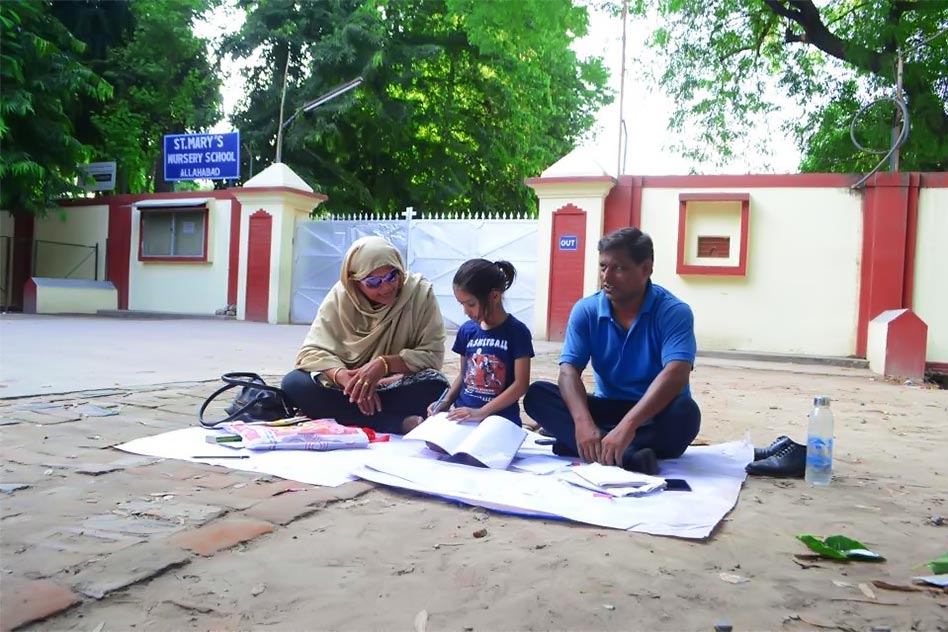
295, 236, 445, 375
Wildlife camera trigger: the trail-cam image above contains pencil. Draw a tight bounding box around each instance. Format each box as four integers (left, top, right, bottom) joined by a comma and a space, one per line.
432, 387, 450, 413
191, 455, 250, 459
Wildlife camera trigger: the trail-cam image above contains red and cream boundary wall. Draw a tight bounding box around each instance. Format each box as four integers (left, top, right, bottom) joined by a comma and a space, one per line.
527, 150, 947, 369
3, 156, 944, 368
3, 163, 325, 324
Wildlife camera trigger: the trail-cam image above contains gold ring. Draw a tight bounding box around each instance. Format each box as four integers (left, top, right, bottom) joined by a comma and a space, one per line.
360, 379, 369, 386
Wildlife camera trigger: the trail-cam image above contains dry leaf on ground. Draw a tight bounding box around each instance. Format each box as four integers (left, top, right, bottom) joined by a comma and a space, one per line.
414, 609, 428, 632
719, 572, 749, 584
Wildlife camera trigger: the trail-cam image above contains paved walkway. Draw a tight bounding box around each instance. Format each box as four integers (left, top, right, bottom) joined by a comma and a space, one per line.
0, 314, 867, 399
0, 315, 310, 397
1, 315, 945, 630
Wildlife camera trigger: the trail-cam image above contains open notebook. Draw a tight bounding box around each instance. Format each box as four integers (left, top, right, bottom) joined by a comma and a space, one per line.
404, 412, 527, 470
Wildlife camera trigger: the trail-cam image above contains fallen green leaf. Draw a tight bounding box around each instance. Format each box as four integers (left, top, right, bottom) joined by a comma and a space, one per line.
797, 535, 848, 559
926, 553, 948, 575
796, 534, 885, 561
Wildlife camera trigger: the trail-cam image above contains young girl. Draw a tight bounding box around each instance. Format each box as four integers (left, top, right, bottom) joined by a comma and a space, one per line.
427, 259, 534, 425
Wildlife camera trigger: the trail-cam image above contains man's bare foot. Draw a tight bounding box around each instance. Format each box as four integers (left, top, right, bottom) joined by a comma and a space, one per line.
401, 415, 424, 434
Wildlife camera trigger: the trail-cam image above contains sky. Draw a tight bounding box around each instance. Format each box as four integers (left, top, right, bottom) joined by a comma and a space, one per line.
195, 2, 804, 177
573, 6, 802, 175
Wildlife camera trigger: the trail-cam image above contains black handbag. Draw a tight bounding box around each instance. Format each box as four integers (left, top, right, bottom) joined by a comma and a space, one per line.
198, 372, 298, 428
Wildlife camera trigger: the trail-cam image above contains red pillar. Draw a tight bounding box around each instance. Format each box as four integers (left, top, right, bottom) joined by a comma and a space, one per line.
107, 200, 132, 310
227, 200, 242, 306
11, 212, 35, 311
245, 210, 272, 322
856, 172, 920, 356
603, 175, 642, 234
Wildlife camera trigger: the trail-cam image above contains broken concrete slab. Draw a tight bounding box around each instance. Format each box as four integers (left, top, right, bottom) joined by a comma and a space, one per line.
4, 410, 82, 426
75, 463, 124, 476
76, 403, 121, 418
115, 499, 226, 525
81, 514, 185, 537
0, 483, 31, 494
67, 541, 193, 599
109, 454, 163, 468
30, 526, 143, 555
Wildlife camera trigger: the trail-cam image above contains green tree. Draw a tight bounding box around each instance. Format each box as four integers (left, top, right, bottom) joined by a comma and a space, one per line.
226, 0, 611, 215
0, 0, 112, 216
57, 0, 223, 193
630, 0, 947, 172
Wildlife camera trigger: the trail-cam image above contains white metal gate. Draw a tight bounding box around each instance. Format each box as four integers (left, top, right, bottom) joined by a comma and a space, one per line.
289, 219, 407, 325
290, 213, 538, 331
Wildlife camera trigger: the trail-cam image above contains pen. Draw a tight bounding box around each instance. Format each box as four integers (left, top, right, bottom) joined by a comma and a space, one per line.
432, 387, 450, 413
191, 455, 250, 459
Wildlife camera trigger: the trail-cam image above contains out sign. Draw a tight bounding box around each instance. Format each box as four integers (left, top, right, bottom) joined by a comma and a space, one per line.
559, 235, 578, 251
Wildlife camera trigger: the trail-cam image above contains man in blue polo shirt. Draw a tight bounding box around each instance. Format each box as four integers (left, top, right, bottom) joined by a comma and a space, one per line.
523, 227, 701, 474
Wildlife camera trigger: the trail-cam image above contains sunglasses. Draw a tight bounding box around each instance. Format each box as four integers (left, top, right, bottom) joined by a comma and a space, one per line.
359, 268, 401, 289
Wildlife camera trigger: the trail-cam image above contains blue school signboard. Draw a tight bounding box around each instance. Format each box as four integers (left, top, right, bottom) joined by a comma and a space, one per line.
164, 132, 240, 181
559, 235, 578, 251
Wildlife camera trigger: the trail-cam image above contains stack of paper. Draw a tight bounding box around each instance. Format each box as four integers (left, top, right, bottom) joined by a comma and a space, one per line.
564, 463, 666, 497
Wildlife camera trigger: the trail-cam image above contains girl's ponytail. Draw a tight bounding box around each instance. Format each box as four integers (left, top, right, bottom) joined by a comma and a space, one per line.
494, 260, 516, 291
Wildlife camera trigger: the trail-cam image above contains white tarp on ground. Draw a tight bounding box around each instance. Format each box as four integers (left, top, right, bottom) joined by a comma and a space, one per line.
117, 428, 751, 539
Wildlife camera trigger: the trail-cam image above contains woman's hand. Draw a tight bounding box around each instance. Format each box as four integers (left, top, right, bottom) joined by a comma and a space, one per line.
357, 391, 382, 416
377, 374, 403, 388
339, 370, 382, 415
342, 360, 387, 414
343, 358, 386, 395
446, 406, 485, 422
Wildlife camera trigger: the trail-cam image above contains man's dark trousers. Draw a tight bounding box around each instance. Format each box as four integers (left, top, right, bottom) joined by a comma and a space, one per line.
523, 381, 701, 460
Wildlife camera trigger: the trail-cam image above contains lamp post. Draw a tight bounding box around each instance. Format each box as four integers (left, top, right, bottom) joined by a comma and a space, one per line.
275, 75, 364, 164
243, 142, 256, 179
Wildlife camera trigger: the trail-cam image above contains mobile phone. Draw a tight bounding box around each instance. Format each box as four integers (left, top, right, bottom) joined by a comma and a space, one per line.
665, 478, 692, 492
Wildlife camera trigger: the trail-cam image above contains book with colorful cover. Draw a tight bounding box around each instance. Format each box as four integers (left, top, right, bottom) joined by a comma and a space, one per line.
218, 419, 388, 451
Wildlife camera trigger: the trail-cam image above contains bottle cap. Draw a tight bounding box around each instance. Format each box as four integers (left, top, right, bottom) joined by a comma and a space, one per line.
813, 396, 831, 406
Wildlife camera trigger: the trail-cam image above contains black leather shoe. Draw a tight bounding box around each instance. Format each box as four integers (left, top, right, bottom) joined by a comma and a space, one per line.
623, 448, 659, 476
745, 442, 806, 478
754, 435, 792, 461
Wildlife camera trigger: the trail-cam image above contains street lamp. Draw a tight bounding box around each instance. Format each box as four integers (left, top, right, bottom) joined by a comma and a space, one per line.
275, 76, 364, 164
243, 142, 257, 178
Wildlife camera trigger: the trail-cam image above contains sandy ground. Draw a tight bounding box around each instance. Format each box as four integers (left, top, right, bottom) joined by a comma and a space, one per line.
2, 325, 946, 631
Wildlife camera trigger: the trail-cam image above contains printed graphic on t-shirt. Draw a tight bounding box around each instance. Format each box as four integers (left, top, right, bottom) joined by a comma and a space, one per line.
465, 346, 506, 398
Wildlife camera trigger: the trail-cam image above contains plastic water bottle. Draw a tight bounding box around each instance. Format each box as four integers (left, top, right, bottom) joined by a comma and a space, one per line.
805, 396, 834, 485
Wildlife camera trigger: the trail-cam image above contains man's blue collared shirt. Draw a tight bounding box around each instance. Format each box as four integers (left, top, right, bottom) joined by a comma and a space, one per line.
559, 282, 696, 400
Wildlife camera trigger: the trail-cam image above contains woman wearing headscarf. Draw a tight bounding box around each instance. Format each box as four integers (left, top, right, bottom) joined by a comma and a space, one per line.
281, 236, 449, 434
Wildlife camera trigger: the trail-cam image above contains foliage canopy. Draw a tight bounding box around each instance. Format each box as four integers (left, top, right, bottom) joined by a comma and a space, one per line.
1, 0, 222, 216
227, 0, 612, 216
0, 0, 112, 215
625, 0, 948, 172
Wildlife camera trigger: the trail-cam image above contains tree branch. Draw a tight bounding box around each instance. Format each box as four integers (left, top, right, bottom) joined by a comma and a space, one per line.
885, 1, 906, 53
764, 0, 892, 77
753, 20, 774, 58
761, 0, 800, 21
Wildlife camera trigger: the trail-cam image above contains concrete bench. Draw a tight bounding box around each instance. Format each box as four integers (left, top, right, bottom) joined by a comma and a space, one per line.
23, 278, 117, 314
